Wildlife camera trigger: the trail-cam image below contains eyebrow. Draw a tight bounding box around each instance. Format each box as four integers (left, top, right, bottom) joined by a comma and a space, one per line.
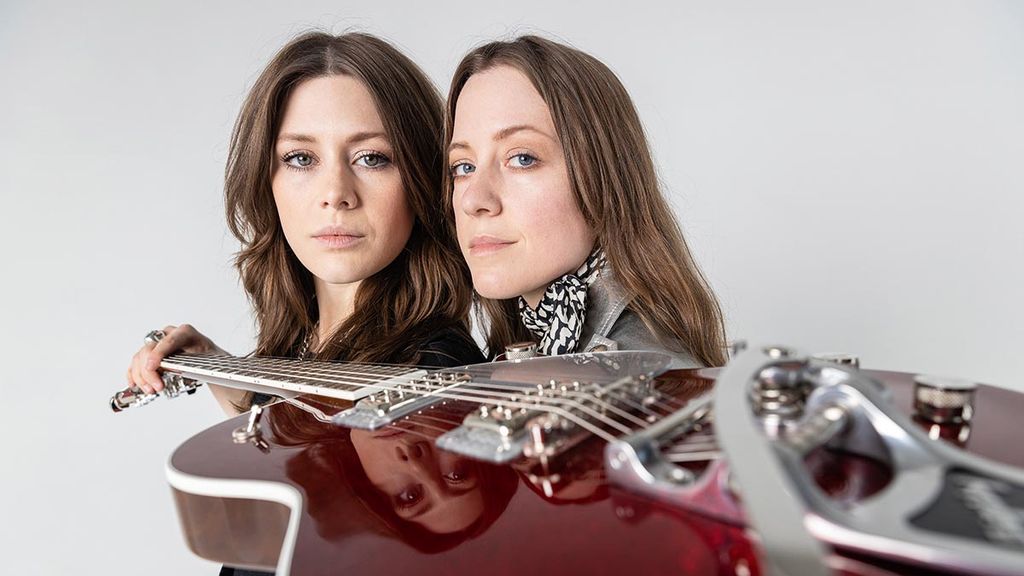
447, 124, 554, 155
276, 130, 389, 145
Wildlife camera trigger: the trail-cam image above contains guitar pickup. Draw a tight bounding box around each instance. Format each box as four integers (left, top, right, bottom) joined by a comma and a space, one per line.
332, 370, 470, 430
436, 403, 544, 463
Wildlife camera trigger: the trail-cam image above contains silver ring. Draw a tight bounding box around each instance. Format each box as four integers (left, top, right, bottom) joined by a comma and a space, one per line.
144, 329, 166, 345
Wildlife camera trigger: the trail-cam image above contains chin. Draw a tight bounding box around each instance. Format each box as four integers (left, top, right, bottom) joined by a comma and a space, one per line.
471, 271, 528, 301
310, 263, 376, 286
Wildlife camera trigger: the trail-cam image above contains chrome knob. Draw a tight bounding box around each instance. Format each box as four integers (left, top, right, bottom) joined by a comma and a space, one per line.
505, 341, 538, 361
913, 375, 977, 424
752, 360, 809, 421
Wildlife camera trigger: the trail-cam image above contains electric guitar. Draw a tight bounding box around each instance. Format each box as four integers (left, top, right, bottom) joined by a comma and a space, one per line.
113, 346, 1024, 575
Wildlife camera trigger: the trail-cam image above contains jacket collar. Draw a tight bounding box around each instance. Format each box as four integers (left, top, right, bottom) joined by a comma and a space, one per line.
579, 267, 632, 351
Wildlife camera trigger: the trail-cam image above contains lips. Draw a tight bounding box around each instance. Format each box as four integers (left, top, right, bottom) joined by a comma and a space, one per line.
468, 234, 515, 256
312, 225, 364, 249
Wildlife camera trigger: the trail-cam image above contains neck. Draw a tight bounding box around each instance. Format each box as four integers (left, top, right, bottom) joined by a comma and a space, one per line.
314, 278, 362, 343
521, 249, 599, 309
522, 288, 544, 309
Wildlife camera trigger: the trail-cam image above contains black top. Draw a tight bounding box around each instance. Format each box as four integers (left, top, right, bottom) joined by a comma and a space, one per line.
221, 326, 483, 576
413, 324, 487, 368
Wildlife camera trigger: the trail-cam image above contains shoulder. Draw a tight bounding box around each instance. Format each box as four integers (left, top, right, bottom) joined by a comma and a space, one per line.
581, 269, 702, 370
417, 325, 486, 368
599, 309, 702, 370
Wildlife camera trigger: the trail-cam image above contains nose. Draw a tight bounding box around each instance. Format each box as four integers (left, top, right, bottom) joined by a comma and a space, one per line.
320, 166, 359, 210
395, 441, 428, 462
459, 165, 501, 217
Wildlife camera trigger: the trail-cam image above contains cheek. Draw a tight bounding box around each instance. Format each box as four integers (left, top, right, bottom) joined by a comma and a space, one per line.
271, 185, 300, 240
376, 188, 415, 249
516, 179, 590, 251
271, 168, 307, 223
454, 205, 471, 246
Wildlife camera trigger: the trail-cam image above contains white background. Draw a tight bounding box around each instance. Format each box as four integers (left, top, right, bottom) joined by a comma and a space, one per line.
1, 1, 1021, 573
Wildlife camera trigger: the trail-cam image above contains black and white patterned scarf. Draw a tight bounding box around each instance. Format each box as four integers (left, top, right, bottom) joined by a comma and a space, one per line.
518, 247, 607, 356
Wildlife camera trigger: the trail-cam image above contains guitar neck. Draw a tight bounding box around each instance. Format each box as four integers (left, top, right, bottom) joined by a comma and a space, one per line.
160, 353, 429, 401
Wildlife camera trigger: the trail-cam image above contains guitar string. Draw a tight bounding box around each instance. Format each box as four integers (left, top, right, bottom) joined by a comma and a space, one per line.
169, 354, 692, 439
166, 354, 697, 438
171, 355, 659, 430
171, 351, 690, 410
172, 353, 691, 417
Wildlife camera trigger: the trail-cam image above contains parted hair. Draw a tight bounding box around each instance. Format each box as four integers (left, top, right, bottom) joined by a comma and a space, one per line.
226, 31, 473, 364
442, 35, 727, 366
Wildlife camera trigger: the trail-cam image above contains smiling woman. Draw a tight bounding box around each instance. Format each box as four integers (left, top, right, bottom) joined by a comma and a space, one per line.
124, 32, 483, 418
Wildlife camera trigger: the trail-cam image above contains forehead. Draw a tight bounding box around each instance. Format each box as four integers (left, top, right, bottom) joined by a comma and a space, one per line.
278, 74, 384, 134
453, 65, 554, 135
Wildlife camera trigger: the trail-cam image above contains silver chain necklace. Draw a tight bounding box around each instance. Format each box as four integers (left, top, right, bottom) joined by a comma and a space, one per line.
297, 323, 319, 359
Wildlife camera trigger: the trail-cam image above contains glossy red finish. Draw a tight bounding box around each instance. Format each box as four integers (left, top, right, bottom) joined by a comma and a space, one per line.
169, 369, 1024, 576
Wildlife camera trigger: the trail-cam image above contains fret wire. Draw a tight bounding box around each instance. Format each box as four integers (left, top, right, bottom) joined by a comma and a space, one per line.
227, 359, 411, 386
175, 359, 415, 392
179, 353, 416, 381
171, 355, 409, 388
173, 353, 416, 381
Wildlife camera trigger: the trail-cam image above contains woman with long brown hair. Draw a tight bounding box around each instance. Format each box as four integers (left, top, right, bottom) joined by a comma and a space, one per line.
125, 31, 483, 416
444, 35, 727, 368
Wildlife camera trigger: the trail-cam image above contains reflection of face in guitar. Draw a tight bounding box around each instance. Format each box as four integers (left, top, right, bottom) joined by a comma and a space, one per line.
270, 402, 517, 553
350, 424, 485, 534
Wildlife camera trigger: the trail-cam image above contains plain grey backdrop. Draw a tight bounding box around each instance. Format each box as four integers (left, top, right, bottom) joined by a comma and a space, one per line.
1, 0, 1021, 573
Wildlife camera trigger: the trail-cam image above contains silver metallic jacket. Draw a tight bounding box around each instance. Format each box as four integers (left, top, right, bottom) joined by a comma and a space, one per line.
576, 268, 702, 370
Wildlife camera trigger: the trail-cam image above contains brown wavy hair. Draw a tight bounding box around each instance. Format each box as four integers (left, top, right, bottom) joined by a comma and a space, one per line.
226, 31, 473, 365
443, 35, 726, 367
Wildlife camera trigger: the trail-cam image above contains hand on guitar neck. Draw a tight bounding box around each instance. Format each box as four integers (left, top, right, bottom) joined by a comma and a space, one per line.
125, 323, 246, 417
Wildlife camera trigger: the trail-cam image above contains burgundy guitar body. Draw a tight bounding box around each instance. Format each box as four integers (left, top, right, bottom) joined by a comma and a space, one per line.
164, 349, 1024, 576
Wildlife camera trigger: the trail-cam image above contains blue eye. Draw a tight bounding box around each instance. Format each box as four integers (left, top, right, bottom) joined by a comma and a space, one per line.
451, 162, 475, 177
283, 152, 315, 169
509, 153, 537, 168
355, 152, 391, 168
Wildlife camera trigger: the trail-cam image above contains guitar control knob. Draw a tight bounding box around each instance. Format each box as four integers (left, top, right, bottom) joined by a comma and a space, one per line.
505, 342, 538, 361
752, 360, 809, 423
913, 375, 976, 424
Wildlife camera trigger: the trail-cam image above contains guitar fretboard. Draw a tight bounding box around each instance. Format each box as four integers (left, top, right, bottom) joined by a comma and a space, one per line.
160, 353, 428, 401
